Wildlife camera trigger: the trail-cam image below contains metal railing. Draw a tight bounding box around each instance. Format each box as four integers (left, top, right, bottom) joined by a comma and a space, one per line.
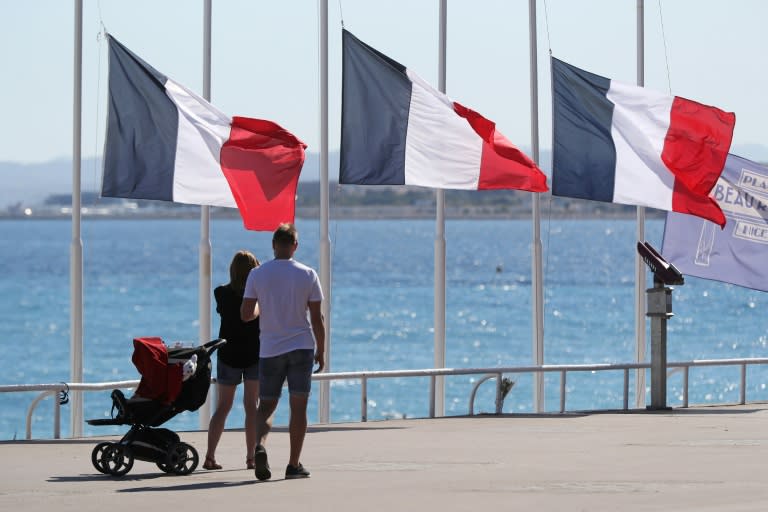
4, 357, 768, 440
0, 380, 139, 440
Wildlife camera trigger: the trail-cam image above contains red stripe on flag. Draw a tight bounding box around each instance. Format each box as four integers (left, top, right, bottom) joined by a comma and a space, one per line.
663, 97, 734, 229
453, 102, 548, 192
220, 117, 306, 231
662, 97, 735, 196
671, 180, 726, 228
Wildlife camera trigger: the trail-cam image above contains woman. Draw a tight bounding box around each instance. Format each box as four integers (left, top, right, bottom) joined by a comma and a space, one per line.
204, 250, 261, 470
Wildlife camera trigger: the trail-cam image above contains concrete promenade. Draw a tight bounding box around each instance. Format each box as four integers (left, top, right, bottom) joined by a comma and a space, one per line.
2, 404, 768, 511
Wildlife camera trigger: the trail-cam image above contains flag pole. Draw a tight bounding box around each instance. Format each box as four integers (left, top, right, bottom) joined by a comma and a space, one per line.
529, 0, 545, 413
431, 0, 447, 419
198, 0, 213, 429
70, 0, 84, 438
634, 0, 647, 409
317, 0, 331, 423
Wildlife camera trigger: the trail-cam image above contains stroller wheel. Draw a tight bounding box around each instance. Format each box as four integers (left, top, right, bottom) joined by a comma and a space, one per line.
156, 460, 174, 473
91, 442, 113, 474
165, 442, 199, 475
100, 443, 134, 477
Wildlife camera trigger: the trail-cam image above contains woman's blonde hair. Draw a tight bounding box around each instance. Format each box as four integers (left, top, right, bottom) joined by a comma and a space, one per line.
229, 250, 259, 293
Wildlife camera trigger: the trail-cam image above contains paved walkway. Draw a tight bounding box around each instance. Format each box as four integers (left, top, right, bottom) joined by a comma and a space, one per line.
2, 405, 768, 511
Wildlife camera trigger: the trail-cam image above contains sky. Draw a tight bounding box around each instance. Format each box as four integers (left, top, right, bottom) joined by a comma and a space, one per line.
2, 0, 768, 180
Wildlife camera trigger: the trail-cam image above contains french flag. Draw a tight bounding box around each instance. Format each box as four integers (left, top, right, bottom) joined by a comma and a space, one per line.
340, 30, 548, 192
551, 57, 735, 227
101, 35, 306, 231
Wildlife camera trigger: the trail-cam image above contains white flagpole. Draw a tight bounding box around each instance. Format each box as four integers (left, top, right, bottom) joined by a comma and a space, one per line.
318, 0, 331, 423
634, 0, 647, 409
70, 0, 84, 438
198, 0, 213, 429
432, 0, 447, 418
529, 0, 545, 413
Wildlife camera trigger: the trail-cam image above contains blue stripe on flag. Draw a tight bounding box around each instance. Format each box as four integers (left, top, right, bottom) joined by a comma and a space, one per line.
102, 35, 177, 201
551, 57, 616, 203
340, 30, 411, 185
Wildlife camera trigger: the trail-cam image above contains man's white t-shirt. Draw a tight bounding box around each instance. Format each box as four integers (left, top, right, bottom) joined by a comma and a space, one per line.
243, 258, 323, 358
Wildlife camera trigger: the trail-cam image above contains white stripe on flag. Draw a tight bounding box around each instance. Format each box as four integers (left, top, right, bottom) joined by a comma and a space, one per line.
165, 79, 236, 208
607, 79, 675, 210
403, 70, 482, 189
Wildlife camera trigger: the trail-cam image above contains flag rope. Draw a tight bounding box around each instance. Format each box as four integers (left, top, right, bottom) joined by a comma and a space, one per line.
542, 0, 553, 55
89, 28, 104, 208
337, 0, 345, 29
657, 0, 673, 95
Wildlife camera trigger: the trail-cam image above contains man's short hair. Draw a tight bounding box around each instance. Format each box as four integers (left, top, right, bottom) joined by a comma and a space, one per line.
273, 223, 298, 247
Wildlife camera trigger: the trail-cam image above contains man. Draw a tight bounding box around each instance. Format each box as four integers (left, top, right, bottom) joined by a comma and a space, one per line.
240, 223, 325, 480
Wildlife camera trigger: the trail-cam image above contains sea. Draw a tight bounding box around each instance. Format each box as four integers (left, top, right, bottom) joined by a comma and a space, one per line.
2, 217, 768, 441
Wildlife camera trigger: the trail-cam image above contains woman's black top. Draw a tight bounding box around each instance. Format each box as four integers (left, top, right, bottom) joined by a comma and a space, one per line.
214, 284, 260, 368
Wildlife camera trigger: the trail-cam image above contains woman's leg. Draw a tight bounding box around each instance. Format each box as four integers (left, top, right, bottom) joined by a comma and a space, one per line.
243, 378, 260, 465
205, 382, 236, 465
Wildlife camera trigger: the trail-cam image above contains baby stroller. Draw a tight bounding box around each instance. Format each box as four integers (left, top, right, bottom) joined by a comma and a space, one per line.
87, 336, 226, 476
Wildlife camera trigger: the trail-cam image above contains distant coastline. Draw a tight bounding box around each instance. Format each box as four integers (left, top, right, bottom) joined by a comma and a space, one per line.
1, 184, 664, 221
6, 147, 767, 217
0, 208, 662, 221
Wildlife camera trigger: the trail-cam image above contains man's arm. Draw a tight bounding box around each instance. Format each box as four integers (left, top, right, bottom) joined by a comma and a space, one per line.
240, 298, 259, 322
308, 300, 325, 372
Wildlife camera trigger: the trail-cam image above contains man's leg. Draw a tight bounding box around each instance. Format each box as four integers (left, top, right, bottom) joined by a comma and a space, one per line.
284, 349, 314, 475
255, 354, 284, 448
287, 393, 309, 467
253, 354, 285, 480
253, 397, 278, 481
255, 398, 278, 447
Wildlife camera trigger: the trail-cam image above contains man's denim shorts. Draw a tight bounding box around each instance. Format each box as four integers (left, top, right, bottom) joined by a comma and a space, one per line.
258, 349, 314, 400
216, 358, 259, 386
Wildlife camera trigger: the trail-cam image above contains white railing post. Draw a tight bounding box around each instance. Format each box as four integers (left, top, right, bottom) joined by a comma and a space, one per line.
559, 370, 567, 413
54, 395, 61, 439
429, 375, 436, 418
468, 374, 497, 416
740, 364, 747, 404
623, 369, 630, 410
361, 377, 368, 422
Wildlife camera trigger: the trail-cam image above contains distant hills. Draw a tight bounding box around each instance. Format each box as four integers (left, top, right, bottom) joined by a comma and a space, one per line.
0, 151, 340, 208
3, 144, 767, 209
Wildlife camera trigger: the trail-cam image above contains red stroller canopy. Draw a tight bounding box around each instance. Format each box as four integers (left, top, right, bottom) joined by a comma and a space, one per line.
132, 337, 183, 405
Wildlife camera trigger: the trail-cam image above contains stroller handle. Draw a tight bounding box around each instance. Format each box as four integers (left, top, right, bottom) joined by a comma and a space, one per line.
203, 338, 227, 351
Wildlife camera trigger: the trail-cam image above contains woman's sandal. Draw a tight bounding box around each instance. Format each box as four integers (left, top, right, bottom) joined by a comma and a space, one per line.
203, 456, 222, 470
246, 457, 255, 470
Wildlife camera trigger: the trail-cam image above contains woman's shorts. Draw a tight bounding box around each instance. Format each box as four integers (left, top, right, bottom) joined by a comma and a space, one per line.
216, 358, 259, 386
259, 349, 314, 400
